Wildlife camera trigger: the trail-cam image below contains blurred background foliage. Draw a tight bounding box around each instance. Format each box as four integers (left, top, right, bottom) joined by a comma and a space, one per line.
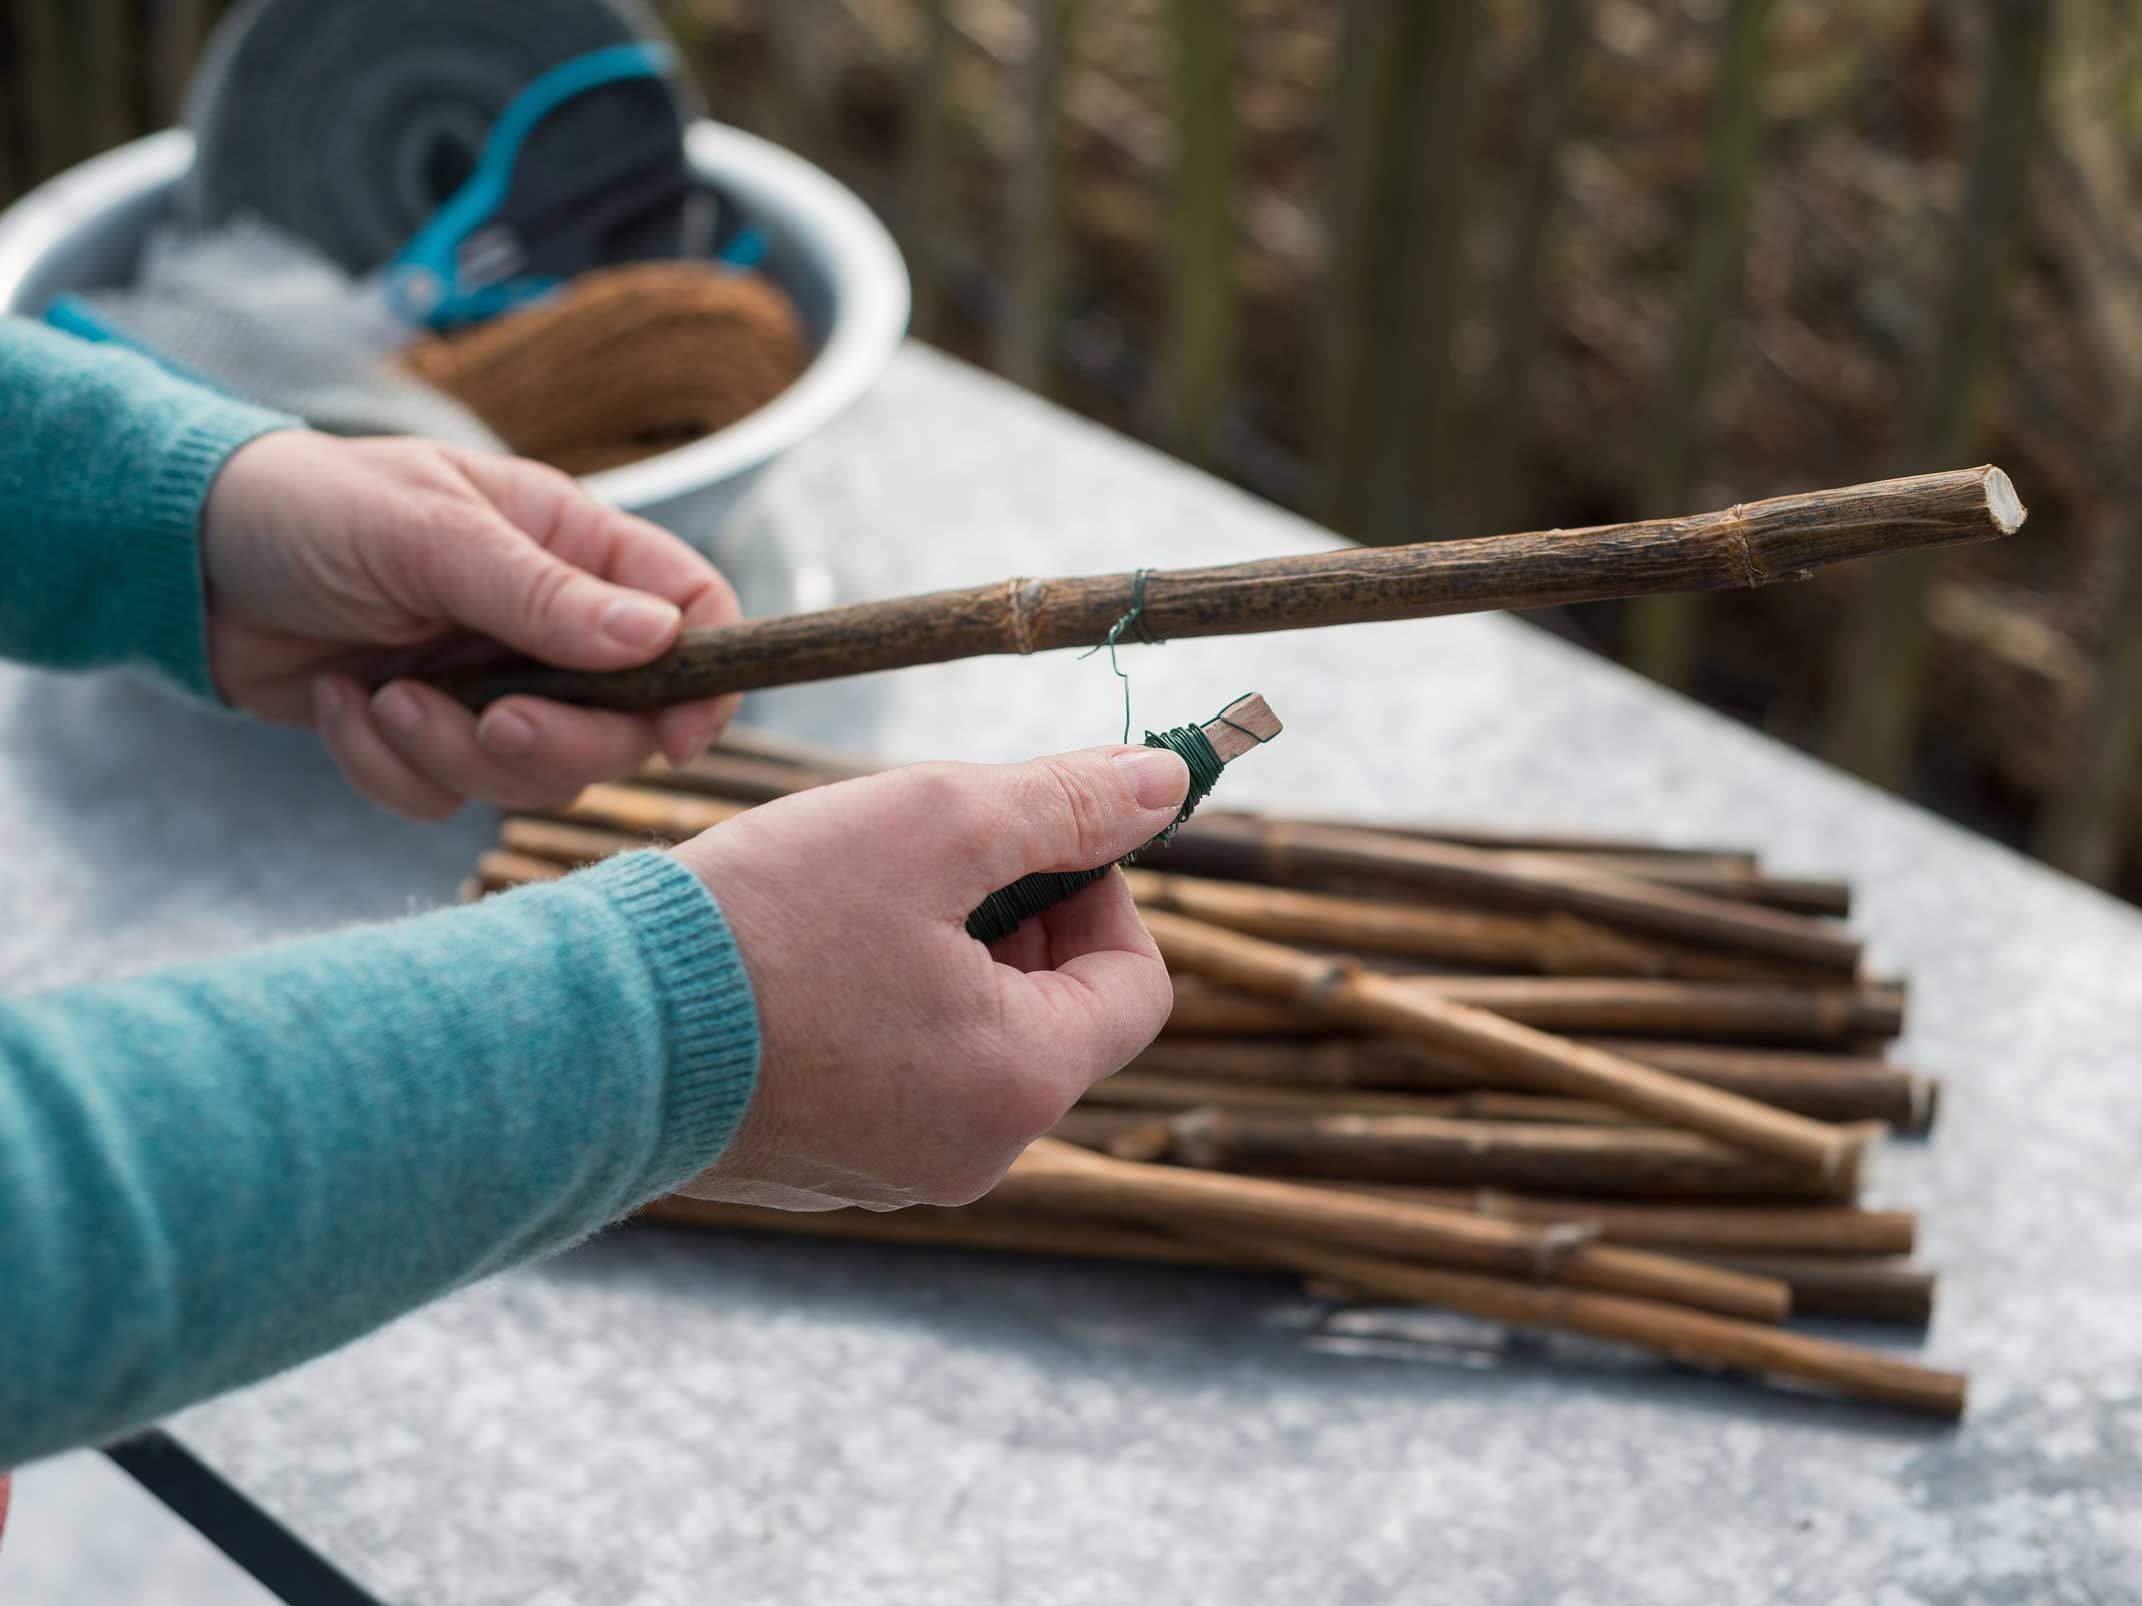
5, 0, 2142, 898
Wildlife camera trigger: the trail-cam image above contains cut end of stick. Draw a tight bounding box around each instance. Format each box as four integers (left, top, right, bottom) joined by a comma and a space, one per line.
1822, 1120, 1886, 1192
1203, 693, 1283, 762
1982, 466, 2026, 534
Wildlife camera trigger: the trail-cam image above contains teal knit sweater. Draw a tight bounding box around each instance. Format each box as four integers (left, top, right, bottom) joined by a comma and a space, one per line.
0, 318, 762, 1466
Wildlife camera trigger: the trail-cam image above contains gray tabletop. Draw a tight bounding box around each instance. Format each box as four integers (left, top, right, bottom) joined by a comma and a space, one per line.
8, 346, 2136, 1603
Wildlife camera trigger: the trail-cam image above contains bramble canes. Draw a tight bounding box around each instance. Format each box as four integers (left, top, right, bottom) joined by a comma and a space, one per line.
1084, 1072, 1644, 1125
1121, 869, 1832, 983
1161, 972, 1904, 1046
1169, 1110, 1862, 1200
1140, 815, 1864, 972
482, 821, 1847, 988
641, 1196, 1946, 1399
1130, 1036, 1936, 1130
1140, 907, 1873, 1177
1677, 1254, 1936, 1325
639, 1193, 1228, 1266
1311, 1184, 1918, 1256
996, 1138, 1787, 1321
430, 466, 2025, 710
1256, 819, 1851, 915
1196, 1230, 1965, 1418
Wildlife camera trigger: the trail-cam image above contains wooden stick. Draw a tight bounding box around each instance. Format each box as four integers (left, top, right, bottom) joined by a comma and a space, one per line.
1171, 1110, 1858, 1200
1320, 821, 1762, 864
1143, 909, 1872, 1174
490, 822, 1881, 1029
1133, 1035, 1934, 1130
666, 743, 1773, 878
1211, 1232, 1964, 1417
469, 849, 566, 894
1082, 1072, 1641, 1125
645, 1197, 1926, 1322
648, 750, 1844, 911
547, 785, 742, 840
1161, 971, 1904, 1046
998, 1138, 1788, 1320
430, 467, 2026, 709
642, 749, 830, 804
481, 826, 1834, 992
700, 724, 881, 779
1219, 815, 1849, 916
1049, 1107, 1178, 1161
641, 751, 1848, 919
1572, 1040, 1936, 1131
1401, 977, 1906, 1042
1312, 1183, 1917, 1255
1672, 1254, 1936, 1326
640, 1194, 1230, 1266
501, 817, 650, 863
1299, 857, 1853, 920
1120, 869, 1828, 982
642, 1200, 1930, 1325
1143, 815, 1863, 973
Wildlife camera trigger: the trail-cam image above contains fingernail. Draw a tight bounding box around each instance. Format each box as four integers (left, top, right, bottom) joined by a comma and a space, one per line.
1112, 747, 1188, 811
601, 596, 680, 651
373, 685, 423, 738
479, 708, 537, 761
313, 679, 343, 722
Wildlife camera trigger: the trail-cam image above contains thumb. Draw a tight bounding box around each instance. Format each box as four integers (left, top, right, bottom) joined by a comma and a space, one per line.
930, 744, 1191, 912
421, 513, 683, 669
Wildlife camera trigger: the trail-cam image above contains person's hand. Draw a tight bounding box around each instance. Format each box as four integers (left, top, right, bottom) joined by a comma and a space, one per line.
668, 744, 1191, 1210
201, 430, 742, 818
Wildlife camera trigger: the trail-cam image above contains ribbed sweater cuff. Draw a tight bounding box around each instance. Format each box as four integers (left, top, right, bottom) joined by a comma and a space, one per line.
580, 851, 762, 1195
139, 403, 297, 701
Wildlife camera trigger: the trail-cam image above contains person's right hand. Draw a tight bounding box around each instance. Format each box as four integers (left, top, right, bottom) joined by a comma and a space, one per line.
667, 744, 1190, 1211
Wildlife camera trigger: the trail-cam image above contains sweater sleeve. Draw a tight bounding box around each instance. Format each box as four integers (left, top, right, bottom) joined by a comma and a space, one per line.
0, 851, 760, 1468
0, 316, 295, 698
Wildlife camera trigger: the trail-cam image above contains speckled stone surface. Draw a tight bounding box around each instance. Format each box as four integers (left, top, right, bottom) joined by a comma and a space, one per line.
6, 345, 2136, 1602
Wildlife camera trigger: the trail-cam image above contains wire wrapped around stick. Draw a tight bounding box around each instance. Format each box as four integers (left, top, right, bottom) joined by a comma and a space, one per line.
966, 696, 1280, 943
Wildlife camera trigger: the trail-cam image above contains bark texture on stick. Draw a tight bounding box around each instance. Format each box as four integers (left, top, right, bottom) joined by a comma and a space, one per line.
1173, 1110, 1856, 1200
1144, 815, 1864, 972
1161, 971, 1904, 1046
1084, 1072, 1640, 1125
1316, 1183, 1916, 1255
1133, 1035, 1934, 1129
641, 1194, 1232, 1265
1123, 868, 1827, 982
648, 1201, 1955, 1413
1144, 908, 1870, 1176
999, 1139, 1788, 1319
1678, 1253, 1936, 1325
1215, 1234, 1963, 1417
431, 468, 2025, 710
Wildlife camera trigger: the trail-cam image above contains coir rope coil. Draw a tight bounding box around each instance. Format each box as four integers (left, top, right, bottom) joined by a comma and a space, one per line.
400, 262, 810, 475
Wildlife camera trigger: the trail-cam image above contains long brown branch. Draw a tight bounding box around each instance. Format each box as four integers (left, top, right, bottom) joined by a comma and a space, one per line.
433, 466, 2024, 709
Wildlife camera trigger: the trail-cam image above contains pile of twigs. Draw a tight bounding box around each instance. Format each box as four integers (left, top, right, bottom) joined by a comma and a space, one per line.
466, 725, 1962, 1419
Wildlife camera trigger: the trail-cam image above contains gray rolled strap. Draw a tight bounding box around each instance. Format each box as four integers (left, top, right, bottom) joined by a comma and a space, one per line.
181, 0, 700, 274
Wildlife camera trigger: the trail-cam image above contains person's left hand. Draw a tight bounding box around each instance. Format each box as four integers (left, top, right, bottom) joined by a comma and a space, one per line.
201, 430, 742, 819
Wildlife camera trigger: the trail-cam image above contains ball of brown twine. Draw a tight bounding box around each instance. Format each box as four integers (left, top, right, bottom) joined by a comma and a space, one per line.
400, 262, 810, 475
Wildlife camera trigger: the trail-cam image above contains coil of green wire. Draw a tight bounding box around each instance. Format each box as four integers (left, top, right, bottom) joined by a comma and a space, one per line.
965, 720, 1228, 944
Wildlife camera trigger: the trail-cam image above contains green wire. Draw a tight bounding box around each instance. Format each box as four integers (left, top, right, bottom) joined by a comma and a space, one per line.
965, 702, 1256, 945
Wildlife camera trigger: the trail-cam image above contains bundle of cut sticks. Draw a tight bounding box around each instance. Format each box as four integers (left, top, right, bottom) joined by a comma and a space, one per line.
466, 724, 1962, 1419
